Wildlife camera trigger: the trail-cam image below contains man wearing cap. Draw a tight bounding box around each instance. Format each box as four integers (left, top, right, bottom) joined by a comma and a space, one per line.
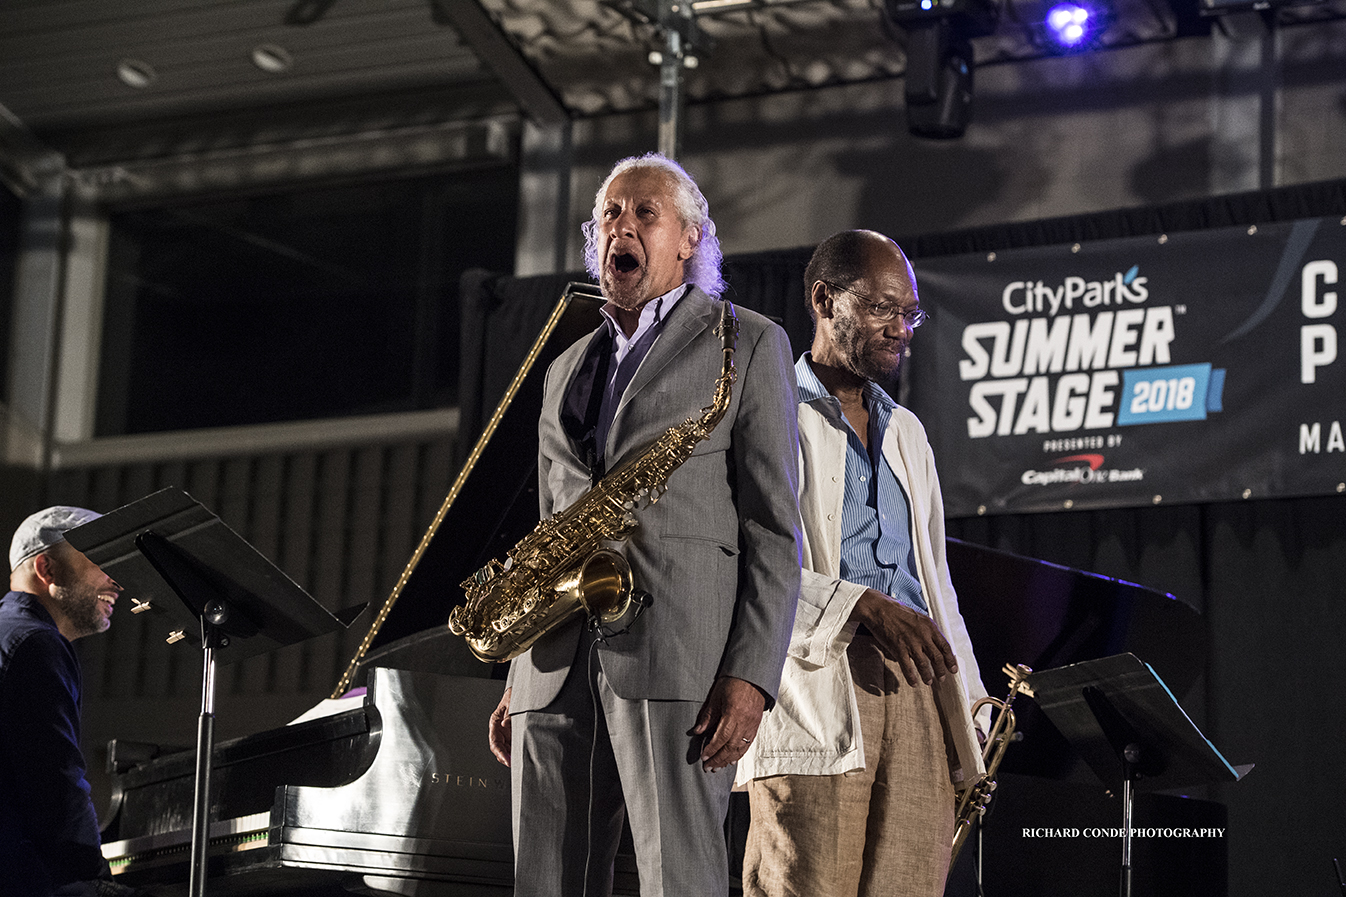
0, 506, 120, 896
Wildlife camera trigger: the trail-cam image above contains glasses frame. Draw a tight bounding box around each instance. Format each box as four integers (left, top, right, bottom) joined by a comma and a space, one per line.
822, 280, 928, 328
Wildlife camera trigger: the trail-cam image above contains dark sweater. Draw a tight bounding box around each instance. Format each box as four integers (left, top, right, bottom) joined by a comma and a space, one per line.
0, 590, 103, 895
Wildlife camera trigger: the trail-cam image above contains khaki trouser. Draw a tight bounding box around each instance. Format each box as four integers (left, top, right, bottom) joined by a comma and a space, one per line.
744, 633, 956, 897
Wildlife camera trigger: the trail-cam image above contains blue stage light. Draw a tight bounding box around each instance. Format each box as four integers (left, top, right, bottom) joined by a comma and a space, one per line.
1045, 2, 1092, 45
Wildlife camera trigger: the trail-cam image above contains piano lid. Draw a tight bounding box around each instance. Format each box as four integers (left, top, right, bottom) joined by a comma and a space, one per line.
947, 537, 1205, 781
331, 283, 605, 696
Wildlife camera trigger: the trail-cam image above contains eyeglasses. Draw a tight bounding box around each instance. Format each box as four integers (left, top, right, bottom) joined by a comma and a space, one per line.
822, 281, 928, 328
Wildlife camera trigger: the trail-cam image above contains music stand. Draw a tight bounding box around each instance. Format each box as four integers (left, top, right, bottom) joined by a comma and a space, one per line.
1026, 654, 1249, 897
65, 486, 349, 897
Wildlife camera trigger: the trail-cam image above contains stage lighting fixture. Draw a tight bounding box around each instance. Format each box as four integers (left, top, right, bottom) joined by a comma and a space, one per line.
1024, 0, 1113, 51
886, 0, 999, 34
885, 0, 997, 139
903, 26, 976, 138
1046, 3, 1091, 44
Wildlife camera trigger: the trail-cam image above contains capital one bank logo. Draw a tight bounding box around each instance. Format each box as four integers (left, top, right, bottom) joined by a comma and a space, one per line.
1019, 452, 1144, 487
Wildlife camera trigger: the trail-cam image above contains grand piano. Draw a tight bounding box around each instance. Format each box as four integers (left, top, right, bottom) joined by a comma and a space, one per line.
98, 283, 1211, 896
100, 668, 513, 896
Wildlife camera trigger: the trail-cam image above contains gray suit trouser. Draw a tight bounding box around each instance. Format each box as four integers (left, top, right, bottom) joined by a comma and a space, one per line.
510, 633, 732, 897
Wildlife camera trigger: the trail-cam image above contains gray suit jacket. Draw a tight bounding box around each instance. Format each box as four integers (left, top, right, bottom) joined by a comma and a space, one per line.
508, 286, 803, 712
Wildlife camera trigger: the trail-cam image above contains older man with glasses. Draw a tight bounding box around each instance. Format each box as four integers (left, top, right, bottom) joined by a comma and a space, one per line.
736, 229, 990, 897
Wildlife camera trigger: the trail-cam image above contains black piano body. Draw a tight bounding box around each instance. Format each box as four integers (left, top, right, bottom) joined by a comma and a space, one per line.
101, 668, 511, 896
103, 648, 671, 897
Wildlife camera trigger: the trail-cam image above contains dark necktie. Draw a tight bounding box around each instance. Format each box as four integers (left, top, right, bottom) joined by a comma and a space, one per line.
560, 326, 614, 480
592, 321, 664, 471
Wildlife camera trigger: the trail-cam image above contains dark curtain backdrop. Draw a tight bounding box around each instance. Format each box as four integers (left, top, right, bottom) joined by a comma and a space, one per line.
460, 179, 1346, 897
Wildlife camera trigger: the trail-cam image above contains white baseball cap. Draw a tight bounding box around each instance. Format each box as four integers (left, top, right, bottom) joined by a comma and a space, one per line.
9, 505, 102, 571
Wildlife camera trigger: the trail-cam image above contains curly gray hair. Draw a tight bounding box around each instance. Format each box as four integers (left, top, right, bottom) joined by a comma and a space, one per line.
582, 153, 725, 299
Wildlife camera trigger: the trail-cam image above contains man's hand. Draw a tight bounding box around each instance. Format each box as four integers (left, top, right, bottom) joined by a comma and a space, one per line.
690, 676, 766, 773
852, 589, 958, 687
488, 687, 512, 767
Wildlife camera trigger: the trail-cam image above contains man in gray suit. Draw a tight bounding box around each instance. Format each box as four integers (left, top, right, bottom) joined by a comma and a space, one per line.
487, 153, 802, 897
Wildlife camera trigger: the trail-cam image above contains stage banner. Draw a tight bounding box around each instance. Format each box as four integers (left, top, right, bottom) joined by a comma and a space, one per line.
906, 216, 1345, 516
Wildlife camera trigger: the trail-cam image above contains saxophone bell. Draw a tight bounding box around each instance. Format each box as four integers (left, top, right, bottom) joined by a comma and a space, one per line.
581, 549, 653, 640
451, 548, 649, 662
573, 549, 635, 624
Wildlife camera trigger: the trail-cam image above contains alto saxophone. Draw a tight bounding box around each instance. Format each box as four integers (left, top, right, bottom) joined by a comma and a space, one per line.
447, 300, 739, 662
951, 662, 1033, 863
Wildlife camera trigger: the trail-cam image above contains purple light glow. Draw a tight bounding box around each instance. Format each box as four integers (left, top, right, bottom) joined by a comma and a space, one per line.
1045, 3, 1092, 45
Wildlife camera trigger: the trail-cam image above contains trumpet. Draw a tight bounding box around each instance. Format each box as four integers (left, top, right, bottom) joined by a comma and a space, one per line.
951, 663, 1033, 863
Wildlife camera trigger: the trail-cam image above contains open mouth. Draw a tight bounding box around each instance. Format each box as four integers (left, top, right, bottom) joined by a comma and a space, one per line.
612, 252, 640, 274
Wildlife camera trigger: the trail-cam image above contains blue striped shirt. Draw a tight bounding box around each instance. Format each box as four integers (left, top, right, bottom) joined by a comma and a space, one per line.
797, 355, 928, 614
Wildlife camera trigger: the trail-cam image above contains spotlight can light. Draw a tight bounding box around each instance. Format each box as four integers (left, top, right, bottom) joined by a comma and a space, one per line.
1049, 5, 1086, 32
1042, 1, 1104, 48
885, 0, 998, 138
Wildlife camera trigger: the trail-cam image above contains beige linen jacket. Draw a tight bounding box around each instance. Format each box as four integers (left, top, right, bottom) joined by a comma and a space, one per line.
737, 358, 989, 789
